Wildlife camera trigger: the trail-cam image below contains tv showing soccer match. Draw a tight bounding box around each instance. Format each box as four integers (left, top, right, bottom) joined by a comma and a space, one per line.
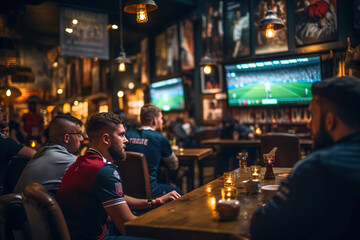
150, 77, 185, 111
224, 56, 322, 107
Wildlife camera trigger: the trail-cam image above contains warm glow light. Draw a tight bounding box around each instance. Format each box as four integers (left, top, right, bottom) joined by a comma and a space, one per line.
52, 61, 58, 68
72, 19, 78, 25
255, 127, 262, 135
118, 62, 126, 72
136, 4, 148, 23
203, 65, 212, 75
30, 140, 37, 148
57, 88, 63, 95
111, 24, 118, 29
117, 91, 124, 98
74, 100, 79, 106
128, 82, 135, 89
265, 24, 275, 38
6, 89, 11, 97
65, 28, 73, 33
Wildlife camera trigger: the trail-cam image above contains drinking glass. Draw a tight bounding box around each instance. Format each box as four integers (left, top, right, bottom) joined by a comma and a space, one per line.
223, 172, 236, 188
250, 165, 261, 181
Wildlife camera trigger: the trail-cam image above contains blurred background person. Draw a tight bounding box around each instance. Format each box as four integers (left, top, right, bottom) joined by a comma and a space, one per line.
22, 96, 44, 146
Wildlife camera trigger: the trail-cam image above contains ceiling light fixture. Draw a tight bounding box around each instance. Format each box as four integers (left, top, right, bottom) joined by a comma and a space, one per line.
0, 75, 22, 99
257, 1, 284, 39
115, 0, 131, 72
199, 0, 216, 75
124, 0, 158, 24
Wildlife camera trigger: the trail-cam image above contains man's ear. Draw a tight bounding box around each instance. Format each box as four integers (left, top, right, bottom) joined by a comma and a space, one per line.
102, 133, 111, 145
63, 134, 70, 144
325, 112, 336, 132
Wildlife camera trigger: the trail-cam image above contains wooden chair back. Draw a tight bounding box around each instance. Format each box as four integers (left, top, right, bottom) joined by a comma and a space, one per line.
116, 151, 152, 199
22, 183, 70, 240
0, 193, 30, 240
260, 132, 301, 167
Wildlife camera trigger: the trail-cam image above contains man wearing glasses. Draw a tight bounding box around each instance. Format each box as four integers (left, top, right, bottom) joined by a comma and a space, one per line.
14, 114, 84, 196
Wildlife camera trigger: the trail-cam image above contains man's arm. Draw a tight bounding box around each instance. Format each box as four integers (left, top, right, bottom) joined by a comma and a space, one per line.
125, 190, 181, 209
250, 160, 327, 239
104, 203, 136, 234
16, 146, 36, 159
163, 152, 178, 170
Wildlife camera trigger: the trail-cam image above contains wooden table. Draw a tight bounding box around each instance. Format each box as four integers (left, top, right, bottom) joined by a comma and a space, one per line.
175, 148, 213, 191
125, 167, 292, 240
200, 138, 313, 163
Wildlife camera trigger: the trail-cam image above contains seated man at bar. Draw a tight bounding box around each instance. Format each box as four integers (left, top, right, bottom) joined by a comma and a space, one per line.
125, 104, 183, 196
0, 104, 36, 195
250, 76, 360, 239
14, 114, 83, 196
56, 112, 180, 239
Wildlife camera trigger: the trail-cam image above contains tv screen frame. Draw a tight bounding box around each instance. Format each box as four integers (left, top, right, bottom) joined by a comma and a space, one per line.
149, 77, 186, 111
224, 56, 322, 107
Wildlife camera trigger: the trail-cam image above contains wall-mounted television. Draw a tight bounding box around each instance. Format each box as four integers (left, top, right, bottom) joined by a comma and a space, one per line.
150, 77, 185, 111
224, 56, 322, 107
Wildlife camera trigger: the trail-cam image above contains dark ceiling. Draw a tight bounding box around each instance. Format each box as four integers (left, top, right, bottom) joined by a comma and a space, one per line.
0, 0, 197, 55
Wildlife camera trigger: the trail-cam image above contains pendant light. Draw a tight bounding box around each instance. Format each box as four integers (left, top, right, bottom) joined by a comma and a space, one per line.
0, 75, 22, 99
199, 0, 216, 75
115, 0, 131, 72
257, 1, 284, 39
123, 0, 158, 24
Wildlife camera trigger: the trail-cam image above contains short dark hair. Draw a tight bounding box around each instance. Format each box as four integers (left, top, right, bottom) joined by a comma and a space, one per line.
140, 104, 161, 125
85, 112, 125, 143
311, 76, 360, 130
52, 114, 83, 126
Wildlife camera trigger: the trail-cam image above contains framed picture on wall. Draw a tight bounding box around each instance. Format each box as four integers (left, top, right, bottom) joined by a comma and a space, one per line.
180, 20, 195, 71
294, 0, 338, 46
254, 0, 288, 55
201, 65, 223, 94
224, 0, 250, 59
201, 94, 226, 125
155, 32, 167, 77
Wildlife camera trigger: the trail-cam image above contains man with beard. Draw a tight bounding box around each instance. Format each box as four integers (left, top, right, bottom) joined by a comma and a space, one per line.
250, 76, 360, 240
56, 112, 180, 240
0, 105, 36, 195
14, 114, 83, 196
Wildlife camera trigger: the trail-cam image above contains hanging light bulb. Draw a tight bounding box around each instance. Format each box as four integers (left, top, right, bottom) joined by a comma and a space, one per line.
115, 0, 131, 72
203, 65, 212, 75
124, 0, 158, 24
136, 4, 148, 23
6, 89, 11, 97
257, 1, 284, 38
265, 24, 275, 38
118, 62, 126, 72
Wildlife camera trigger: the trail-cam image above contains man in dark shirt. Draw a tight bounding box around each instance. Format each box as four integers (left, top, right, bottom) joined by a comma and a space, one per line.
250, 76, 360, 239
0, 105, 36, 195
125, 104, 182, 197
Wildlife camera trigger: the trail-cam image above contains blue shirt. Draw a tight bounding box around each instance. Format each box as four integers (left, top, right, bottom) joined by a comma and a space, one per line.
125, 128, 173, 195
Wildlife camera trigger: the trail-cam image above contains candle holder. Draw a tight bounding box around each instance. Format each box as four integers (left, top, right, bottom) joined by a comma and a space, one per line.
223, 172, 236, 188
221, 186, 237, 200
263, 153, 275, 180
250, 165, 261, 181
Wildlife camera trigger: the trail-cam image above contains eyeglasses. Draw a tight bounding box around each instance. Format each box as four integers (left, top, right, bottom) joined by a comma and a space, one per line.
65, 131, 84, 137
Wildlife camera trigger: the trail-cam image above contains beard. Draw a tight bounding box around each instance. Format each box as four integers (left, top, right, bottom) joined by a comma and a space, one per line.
108, 143, 126, 164
312, 115, 334, 151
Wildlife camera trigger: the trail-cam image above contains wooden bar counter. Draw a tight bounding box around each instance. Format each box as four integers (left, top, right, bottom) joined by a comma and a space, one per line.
125, 168, 292, 240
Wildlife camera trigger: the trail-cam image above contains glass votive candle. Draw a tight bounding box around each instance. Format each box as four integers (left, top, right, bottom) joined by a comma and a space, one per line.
221, 186, 237, 200
223, 172, 236, 188
250, 165, 261, 181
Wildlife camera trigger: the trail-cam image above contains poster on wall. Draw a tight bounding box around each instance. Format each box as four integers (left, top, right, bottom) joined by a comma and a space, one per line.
202, 96, 224, 124
166, 25, 180, 75
201, 65, 223, 94
202, 0, 224, 60
224, 0, 250, 59
294, 0, 338, 46
141, 38, 150, 85
254, 0, 288, 55
60, 7, 109, 60
180, 20, 195, 71
155, 33, 167, 77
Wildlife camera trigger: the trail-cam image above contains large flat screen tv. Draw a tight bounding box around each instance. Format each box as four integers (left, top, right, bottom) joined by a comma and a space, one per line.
150, 77, 185, 111
224, 56, 322, 106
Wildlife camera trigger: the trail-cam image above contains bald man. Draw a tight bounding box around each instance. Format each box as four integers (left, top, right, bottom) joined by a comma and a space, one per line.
14, 114, 84, 196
